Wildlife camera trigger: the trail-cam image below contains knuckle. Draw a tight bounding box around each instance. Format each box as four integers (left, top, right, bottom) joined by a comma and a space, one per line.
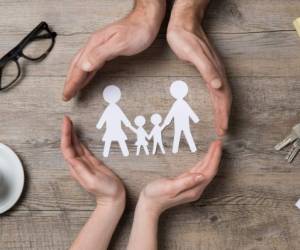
86, 179, 97, 192
89, 33, 99, 44
164, 181, 175, 195
188, 190, 200, 200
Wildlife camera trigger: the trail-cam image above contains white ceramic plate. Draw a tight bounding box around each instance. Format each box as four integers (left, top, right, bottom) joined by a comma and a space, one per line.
0, 144, 24, 214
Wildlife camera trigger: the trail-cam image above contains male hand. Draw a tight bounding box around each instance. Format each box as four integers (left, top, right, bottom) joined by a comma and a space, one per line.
167, 0, 232, 136
138, 140, 222, 216
63, 0, 166, 101
61, 116, 126, 210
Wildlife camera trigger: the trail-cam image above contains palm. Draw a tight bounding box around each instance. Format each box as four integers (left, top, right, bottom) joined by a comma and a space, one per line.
61, 116, 125, 206
141, 140, 222, 214
63, 9, 163, 102
167, 25, 232, 136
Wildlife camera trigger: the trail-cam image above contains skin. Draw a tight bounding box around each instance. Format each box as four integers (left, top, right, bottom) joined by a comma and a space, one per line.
63, 0, 231, 136
61, 117, 222, 250
127, 140, 222, 250
61, 116, 126, 250
167, 0, 232, 136
62, 0, 228, 248
63, 0, 166, 101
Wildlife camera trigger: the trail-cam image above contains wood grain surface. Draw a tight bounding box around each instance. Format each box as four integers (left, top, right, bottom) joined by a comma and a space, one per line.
0, 0, 300, 249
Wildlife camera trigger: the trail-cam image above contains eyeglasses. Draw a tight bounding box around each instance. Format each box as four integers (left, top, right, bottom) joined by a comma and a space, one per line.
0, 21, 57, 91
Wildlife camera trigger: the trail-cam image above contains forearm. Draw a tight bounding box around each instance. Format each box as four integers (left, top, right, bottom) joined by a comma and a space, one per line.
170, 0, 210, 27
70, 204, 124, 250
127, 199, 160, 250
132, 0, 166, 34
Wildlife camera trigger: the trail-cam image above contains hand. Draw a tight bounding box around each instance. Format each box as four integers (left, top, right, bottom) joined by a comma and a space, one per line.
138, 140, 222, 216
63, 0, 166, 101
167, 0, 232, 136
61, 116, 126, 211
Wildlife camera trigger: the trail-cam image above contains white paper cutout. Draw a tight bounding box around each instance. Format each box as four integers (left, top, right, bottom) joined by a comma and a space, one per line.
132, 116, 150, 156
96, 85, 135, 157
96, 81, 199, 157
296, 198, 300, 209
162, 80, 199, 154
149, 113, 165, 154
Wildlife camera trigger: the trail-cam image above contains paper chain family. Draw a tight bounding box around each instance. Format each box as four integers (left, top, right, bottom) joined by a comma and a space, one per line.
96, 80, 200, 157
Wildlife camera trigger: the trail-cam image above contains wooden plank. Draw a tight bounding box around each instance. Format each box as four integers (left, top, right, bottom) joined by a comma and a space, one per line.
1, 0, 300, 249
0, 0, 299, 35
1, 31, 300, 78
1, 206, 300, 250
0, 76, 299, 212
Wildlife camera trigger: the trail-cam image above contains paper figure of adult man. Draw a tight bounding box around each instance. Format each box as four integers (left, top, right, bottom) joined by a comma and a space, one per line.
96, 85, 135, 157
162, 80, 200, 153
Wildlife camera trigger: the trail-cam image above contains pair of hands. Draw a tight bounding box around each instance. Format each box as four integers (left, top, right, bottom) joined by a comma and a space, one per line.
61, 116, 222, 217
63, 0, 231, 136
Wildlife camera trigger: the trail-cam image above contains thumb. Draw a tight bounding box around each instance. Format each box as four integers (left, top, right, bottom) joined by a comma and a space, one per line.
170, 173, 205, 196
77, 42, 118, 73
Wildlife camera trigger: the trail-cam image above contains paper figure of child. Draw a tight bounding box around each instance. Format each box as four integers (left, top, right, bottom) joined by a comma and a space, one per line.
148, 113, 165, 154
162, 80, 200, 153
96, 85, 135, 157
132, 115, 150, 156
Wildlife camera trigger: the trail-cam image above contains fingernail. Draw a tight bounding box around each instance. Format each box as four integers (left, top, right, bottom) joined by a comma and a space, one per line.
217, 128, 225, 137
81, 61, 92, 71
195, 175, 204, 182
211, 78, 222, 89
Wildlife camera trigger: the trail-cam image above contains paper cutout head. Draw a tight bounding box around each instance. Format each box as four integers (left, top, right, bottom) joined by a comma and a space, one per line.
134, 115, 146, 127
103, 85, 121, 104
170, 80, 188, 99
151, 113, 162, 125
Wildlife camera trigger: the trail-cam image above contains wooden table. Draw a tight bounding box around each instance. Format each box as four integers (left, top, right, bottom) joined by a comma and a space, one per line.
1, 0, 300, 249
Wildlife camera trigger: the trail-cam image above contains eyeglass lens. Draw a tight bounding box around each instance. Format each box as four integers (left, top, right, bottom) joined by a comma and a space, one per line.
0, 60, 20, 89
22, 29, 54, 60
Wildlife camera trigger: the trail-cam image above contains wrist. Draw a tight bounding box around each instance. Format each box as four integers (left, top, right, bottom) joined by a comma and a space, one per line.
95, 199, 125, 219
96, 191, 126, 216
131, 0, 166, 34
169, 0, 209, 30
136, 192, 161, 220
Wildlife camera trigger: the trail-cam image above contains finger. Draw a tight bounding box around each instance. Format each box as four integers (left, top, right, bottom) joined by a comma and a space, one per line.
210, 85, 232, 136
178, 141, 221, 177
65, 48, 84, 84
81, 144, 114, 176
190, 45, 222, 89
81, 144, 103, 167
67, 163, 87, 188
76, 29, 111, 69
63, 66, 95, 101
61, 116, 77, 159
68, 157, 94, 186
168, 173, 205, 197
71, 124, 84, 157
173, 183, 206, 204
201, 140, 222, 179
197, 30, 225, 75
77, 41, 118, 73
63, 48, 88, 101
191, 140, 222, 173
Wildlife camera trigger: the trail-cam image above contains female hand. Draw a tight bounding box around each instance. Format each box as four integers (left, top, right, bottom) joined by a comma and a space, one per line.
61, 116, 126, 210
167, 0, 232, 136
139, 140, 222, 216
127, 140, 222, 250
63, 0, 166, 101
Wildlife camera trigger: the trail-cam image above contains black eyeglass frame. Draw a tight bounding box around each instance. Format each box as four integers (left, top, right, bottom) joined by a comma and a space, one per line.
0, 21, 57, 91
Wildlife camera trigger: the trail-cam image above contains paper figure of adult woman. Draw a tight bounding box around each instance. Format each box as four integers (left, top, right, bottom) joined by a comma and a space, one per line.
96, 85, 135, 157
